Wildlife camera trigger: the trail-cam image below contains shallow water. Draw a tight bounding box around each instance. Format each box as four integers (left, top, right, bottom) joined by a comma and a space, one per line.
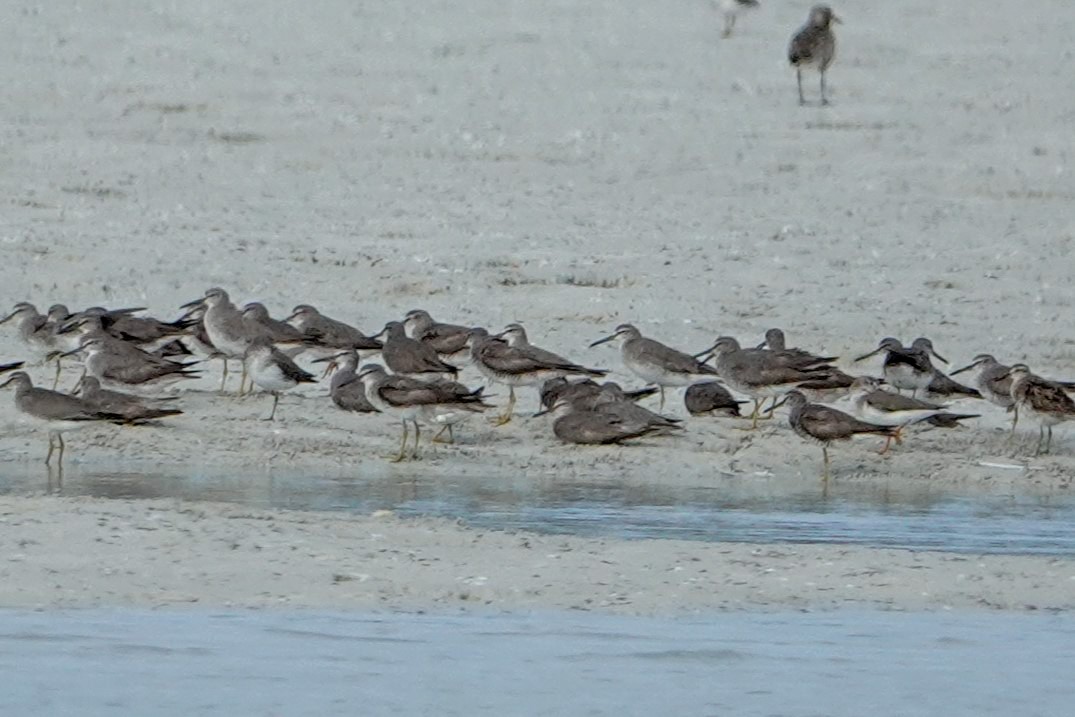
1, 609, 1072, 716
3, 463, 1075, 555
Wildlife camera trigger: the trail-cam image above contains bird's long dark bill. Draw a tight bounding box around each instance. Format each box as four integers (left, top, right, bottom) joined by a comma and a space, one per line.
692, 342, 717, 359
770, 396, 791, 411
179, 298, 205, 310
588, 335, 616, 348
59, 348, 83, 358
949, 361, 980, 376
0, 376, 16, 389
310, 353, 350, 363
931, 350, 949, 364
532, 407, 552, 417
754, 341, 767, 349
0, 311, 16, 324
853, 347, 883, 362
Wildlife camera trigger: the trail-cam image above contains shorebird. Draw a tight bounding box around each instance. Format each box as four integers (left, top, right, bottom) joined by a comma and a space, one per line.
0, 371, 126, 466
65, 335, 201, 394
286, 304, 383, 354
470, 328, 606, 425
855, 338, 945, 397
949, 354, 1072, 436
704, 336, 836, 428
499, 323, 604, 380
378, 321, 459, 380
755, 328, 838, 365
715, 0, 759, 38
75, 376, 184, 423
846, 377, 978, 448
356, 363, 491, 461
403, 309, 472, 365
539, 377, 657, 412
243, 337, 316, 421
1, 303, 66, 362
1008, 364, 1075, 456
537, 395, 680, 446
181, 288, 260, 392
788, 4, 840, 105
927, 368, 981, 399
242, 302, 305, 343
685, 380, 746, 417
776, 390, 898, 480
311, 351, 378, 414
590, 324, 716, 410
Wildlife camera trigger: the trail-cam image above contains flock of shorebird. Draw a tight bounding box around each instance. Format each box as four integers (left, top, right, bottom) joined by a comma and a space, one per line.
717, 2, 840, 106
2, 290, 1074, 479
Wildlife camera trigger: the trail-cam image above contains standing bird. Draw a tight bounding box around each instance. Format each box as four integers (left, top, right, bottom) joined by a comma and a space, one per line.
243, 337, 317, 421
788, 5, 840, 106
0, 371, 127, 466
846, 377, 977, 449
357, 364, 491, 461
1008, 364, 1075, 456
180, 288, 261, 393
952, 354, 1075, 436
403, 309, 473, 365
855, 338, 946, 397
590, 324, 717, 410
777, 390, 898, 480
470, 329, 606, 425
703, 336, 837, 429
715, 0, 760, 39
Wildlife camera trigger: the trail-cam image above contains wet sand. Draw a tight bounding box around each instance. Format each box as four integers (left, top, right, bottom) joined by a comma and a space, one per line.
1, 0, 1074, 617
1, 496, 1072, 612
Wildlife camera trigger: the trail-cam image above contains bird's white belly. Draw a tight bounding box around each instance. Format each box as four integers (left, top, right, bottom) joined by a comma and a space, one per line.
249, 358, 294, 392
623, 355, 696, 387
884, 364, 930, 392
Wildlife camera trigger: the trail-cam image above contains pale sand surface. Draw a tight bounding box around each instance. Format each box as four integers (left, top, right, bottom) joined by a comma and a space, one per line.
2, 1, 1075, 613
1, 496, 1072, 613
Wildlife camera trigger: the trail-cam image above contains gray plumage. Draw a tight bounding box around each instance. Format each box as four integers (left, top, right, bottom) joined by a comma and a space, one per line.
77, 376, 184, 423
781, 389, 897, 479
539, 377, 657, 411
287, 304, 382, 351
685, 380, 745, 417
403, 309, 472, 359
788, 5, 839, 105
380, 321, 458, 378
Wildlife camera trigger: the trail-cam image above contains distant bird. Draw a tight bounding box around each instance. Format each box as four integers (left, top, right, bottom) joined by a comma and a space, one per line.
685, 380, 746, 417
68, 335, 201, 394
312, 351, 378, 414
846, 377, 977, 450
470, 329, 606, 425
703, 336, 837, 428
539, 377, 657, 412
1008, 364, 1075, 456
357, 364, 491, 461
788, 4, 840, 105
180, 288, 259, 393
0, 371, 127, 466
755, 328, 838, 366
286, 304, 383, 354
591, 324, 716, 410
243, 337, 317, 421
378, 321, 459, 380
538, 396, 680, 446
75, 376, 184, 423
855, 338, 946, 397
952, 354, 1075, 437
714, 0, 760, 38
403, 309, 473, 365
926, 367, 981, 400
242, 302, 305, 344
777, 390, 898, 480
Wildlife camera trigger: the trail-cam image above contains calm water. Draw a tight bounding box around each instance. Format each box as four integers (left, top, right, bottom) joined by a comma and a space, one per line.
1, 609, 1072, 716
2, 462, 1075, 555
